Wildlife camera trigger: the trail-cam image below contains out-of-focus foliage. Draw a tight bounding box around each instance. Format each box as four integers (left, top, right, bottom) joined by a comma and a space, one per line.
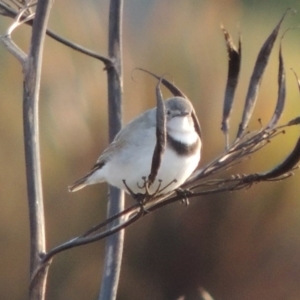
1, 1, 300, 299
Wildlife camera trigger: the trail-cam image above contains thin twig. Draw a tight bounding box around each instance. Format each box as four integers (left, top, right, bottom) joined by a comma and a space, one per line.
0, 2, 113, 66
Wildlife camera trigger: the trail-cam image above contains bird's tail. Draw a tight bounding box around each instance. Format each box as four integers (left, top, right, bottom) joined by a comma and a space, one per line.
68, 175, 90, 192
69, 162, 105, 192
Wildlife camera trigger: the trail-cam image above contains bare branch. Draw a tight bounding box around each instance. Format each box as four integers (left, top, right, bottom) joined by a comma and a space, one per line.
22, 0, 53, 299
187, 116, 298, 187
47, 206, 141, 259
46, 30, 113, 66
1, 1, 52, 299
1, 33, 26, 63
136, 68, 188, 98
30, 205, 143, 286
0, 1, 33, 64
0, 1, 17, 17
98, 1, 124, 300
0, 1, 112, 66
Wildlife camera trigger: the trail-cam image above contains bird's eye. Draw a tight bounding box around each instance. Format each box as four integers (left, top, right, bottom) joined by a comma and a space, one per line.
166, 110, 171, 116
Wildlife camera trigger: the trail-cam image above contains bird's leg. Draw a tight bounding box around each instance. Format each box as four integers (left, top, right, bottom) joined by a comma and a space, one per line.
142, 176, 152, 196
136, 177, 146, 190
139, 176, 158, 198
122, 179, 149, 213
175, 188, 194, 206
122, 179, 136, 197
152, 179, 162, 196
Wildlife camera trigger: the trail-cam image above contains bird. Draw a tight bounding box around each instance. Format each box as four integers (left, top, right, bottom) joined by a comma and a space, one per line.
68, 96, 202, 195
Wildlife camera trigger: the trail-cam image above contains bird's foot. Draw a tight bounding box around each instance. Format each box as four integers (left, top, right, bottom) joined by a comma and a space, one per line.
175, 188, 193, 206
122, 179, 150, 213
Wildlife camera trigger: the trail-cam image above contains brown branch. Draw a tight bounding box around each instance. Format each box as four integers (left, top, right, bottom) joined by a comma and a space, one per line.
0, 1, 112, 67
22, 1, 53, 299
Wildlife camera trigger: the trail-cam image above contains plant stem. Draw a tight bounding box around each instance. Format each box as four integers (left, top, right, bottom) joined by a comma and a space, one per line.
98, 1, 124, 300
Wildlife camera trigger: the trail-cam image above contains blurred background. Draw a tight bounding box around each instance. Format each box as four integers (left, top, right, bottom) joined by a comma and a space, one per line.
1, 0, 300, 299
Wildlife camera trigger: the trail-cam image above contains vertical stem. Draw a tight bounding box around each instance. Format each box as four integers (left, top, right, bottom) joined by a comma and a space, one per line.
24, 0, 52, 299
98, 1, 124, 300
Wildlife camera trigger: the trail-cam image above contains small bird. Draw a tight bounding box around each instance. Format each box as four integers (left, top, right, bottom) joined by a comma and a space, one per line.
68, 96, 202, 195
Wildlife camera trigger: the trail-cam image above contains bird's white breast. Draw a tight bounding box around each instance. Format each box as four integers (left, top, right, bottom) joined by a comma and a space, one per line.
71, 97, 202, 195
97, 124, 200, 194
